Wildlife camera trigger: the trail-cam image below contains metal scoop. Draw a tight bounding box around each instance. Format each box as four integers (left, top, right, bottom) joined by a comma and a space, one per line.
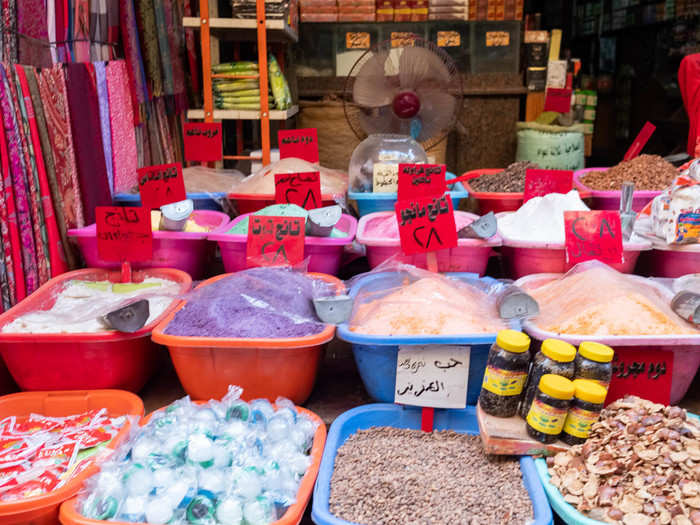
458, 212, 497, 239
160, 199, 194, 232
103, 299, 150, 332
496, 285, 540, 320
312, 294, 353, 324
306, 205, 342, 237
619, 182, 636, 241
671, 291, 700, 325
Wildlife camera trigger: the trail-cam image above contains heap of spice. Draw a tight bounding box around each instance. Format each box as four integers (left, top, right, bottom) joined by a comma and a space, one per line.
580, 155, 677, 191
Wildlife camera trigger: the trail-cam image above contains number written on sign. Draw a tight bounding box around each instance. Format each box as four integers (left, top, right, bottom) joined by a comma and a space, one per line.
96, 206, 153, 262
274, 172, 322, 210
246, 216, 305, 268
395, 194, 458, 255
138, 162, 186, 209
564, 210, 623, 266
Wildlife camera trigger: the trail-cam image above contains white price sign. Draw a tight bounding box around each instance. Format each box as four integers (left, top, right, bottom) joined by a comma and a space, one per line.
372, 163, 399, 193
394, 345, 470, 409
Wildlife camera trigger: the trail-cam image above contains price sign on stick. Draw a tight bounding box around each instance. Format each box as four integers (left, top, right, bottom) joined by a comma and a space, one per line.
183, 123, 222, 162
278, 128, 319, 163
623, 121, 656, 160
274, 172, 322, 210
138, 162, 186, 209
397, 164, 447, 200
394, 194, 458, 255
246, 216, 305, 268
543, 87, 572, 113
523, 169, 573, 202
564, 211, 623, 266
96, 207, 152, 262
606, 348, 673, 406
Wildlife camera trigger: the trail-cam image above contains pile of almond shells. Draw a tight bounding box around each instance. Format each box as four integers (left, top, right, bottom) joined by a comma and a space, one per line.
547, 396, 700, 525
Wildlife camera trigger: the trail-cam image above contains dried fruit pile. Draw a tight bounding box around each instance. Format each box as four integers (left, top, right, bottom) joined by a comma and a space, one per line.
547, 396, 700, 524
580, 155, 677, 191
470, 161, 539, 193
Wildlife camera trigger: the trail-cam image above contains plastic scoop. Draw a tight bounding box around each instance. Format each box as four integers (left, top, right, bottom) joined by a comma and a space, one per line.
619, 181, 636, 241
671, 291, 700, 325
495, 283, 539, 320
306, 205, 342, 237
458, 212, 497, 239
103, 299, 150, 332
312, 294, 353, 324
160, 199, 194, 232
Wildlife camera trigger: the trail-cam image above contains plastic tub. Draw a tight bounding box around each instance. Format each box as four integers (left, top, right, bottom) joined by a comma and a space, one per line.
0, 268, 192, 392
348, 172, 468, 217
311, 403, 553, 525
574, 167, 662, 212
639, 246, 700, 278
209, 213, 358, 276
0, 389, 143, 525
337, 272, 519, 406
151, 272, 343, 403
356, 211, 501, 275
67, 210, 230, 279
113, 191, 227, 211
228, 193, 340, 215
59, 401, 326, 525
515, 273, 700, 404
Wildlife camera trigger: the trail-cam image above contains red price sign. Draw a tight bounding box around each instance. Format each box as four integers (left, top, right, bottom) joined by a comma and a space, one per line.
394, 194, 458, 255
278, 128, 319, 163
623, 121, 656, 160
543, 87, 572, 113
138, 162, 186, 209
183, 122, 223, 162
96, 206, 152, 262
523, 169, 573, 202
274, 172, 322, 210
606, 348, 672, 406
564, 211, 623, 266
397, 164, 447, 200
246, 216, 305, 267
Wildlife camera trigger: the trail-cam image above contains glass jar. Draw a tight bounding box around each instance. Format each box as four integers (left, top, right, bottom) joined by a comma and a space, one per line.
518, 339, 576, 419
561, 379, 607, 446
479, 330, 531, 417
575, 341, 614, 389
526, 374, 575, 444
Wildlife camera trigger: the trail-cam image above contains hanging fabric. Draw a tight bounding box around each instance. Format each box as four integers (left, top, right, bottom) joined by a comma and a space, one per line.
119, 0, 149, 123
106, 60, 139, 194
135, 0, 163, 98
94, 62, 114, 196
0, 116, 17, 307
16, 0, 51, 67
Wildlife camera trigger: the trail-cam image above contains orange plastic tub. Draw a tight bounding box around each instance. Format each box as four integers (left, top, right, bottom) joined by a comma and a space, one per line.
152, 272, 343, 403
0, 390, 143, 525
59, 402, 328, 525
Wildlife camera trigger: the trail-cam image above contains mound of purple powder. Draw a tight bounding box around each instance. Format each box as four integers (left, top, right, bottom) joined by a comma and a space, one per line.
164, 268, 329, 338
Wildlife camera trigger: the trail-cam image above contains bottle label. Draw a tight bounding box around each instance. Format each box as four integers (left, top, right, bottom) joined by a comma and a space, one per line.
526, 399, 568, 435
563, 406, 599, 438
482, 366, 527, 396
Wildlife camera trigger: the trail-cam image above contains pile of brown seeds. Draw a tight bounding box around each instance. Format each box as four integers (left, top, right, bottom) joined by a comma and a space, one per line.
329, 427, 534, 524
547, 396, 700, 525
469, 161, 539, 193
580, 154, 677, 191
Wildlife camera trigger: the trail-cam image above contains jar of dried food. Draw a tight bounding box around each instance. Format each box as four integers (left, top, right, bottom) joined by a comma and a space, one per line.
480, 330, 531, 417
518, 339, 576, 419
575, 341, 614, 389
561, 379, 607, 446
526, 374, 574, 443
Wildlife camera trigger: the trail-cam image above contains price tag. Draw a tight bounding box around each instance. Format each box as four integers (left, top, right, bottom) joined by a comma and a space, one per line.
564, 211, 623, 266
437, 31, 460, 47
623, 121, 656, 160
397, 164, 447, 200
278, 128, 319, 164
544, 87, 573, 113
606, 348, 673, 405
372, 163, 399, 193
523, 169, 573, 202
346, 31, 370, 49
391, 32, 415, 48
246, 216, 305, 267
137, 162, 186, 209
183, 123, 223, 162
395, 345, 470, 409
485, 31, 510, 47
395, 194, 458, 255
274, 172, 322, 210
96, 206, 152, 262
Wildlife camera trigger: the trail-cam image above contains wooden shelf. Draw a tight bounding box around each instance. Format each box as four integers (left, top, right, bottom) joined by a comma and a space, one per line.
182, 16, 298, 42
186, 105, 299, 121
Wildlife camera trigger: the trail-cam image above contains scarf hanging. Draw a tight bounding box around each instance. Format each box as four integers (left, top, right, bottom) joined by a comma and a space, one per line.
106, 60, 138, 194
0, 112, 16, 307
135, 0, 163, 98
119, 0, 148, 123
94, 62, 114, 196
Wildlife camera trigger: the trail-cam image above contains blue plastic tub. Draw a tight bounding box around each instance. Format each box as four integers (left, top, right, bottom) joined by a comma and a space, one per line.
349, 171, 468, 217
312, 403, 553, 525
114, 192, 226, 211
337, 271, 519, 406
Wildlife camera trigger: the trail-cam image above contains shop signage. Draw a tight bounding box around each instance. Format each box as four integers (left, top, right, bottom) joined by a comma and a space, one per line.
183, 122, 223, 162
606, 348, 672, 405
138, 162, 186, 209
246, 216, 305, 267
437, 31, 460, 47
397, 163, 447, 200
485, 31, 510, 47
564, 210, 623, 266
96, 206, 152, 262
346, 32, 370, 49
394, 194, 458, 255
274, 171, 322, 210
391, 32, 415, 48
523, 169, 573, 201
278, 128, 319, 163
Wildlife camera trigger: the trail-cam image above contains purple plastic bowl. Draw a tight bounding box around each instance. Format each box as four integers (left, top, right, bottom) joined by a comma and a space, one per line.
575, 167, 662, 212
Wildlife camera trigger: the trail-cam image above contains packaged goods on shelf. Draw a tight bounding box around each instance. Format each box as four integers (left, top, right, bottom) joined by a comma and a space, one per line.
231, 0, 290, 18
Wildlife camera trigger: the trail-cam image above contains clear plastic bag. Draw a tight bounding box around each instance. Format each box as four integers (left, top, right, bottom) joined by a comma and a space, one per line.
182, 166, 245, 194
650, 159, 700, 245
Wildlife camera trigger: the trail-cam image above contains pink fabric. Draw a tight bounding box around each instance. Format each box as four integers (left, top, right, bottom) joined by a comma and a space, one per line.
106, 60, 139, 193
17, 0, 51, 67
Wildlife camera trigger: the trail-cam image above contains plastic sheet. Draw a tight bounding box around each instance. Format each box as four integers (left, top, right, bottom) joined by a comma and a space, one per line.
182, 166, 245, 194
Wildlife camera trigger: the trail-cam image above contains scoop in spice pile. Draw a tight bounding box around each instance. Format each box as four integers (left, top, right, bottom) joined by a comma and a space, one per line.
581, 155, 678, 191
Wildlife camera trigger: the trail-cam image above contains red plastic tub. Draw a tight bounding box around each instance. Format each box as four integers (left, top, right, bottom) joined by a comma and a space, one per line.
228, 193, 339, 215
152, 272, 343, 403
638, 246, 700, 278
0, 268, 191, 392
0, 389, 143, 525
67, 210, 230, 279
574, 167, 663, 212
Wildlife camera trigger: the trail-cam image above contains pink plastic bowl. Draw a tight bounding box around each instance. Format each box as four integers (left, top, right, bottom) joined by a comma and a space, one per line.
356, 211, 501, 275
638, 247, 700, 278
574, 168, 662, 212
208, 213, 358, 276
67, 210, 230, 279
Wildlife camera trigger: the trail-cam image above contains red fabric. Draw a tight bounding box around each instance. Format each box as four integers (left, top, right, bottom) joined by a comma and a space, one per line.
679, 53, 700, 158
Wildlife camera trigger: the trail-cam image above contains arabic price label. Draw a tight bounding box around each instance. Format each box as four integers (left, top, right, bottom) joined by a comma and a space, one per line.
394, 345, 470, 409
394, 194, 458, 255
543, 87, 572, 113
564, 210, 623, 266
274, 172, 322, 210
278, 128, 319, 163
246, 216, 305, 268
623, 121, 656, 160
372, 163, 399, 193
523, 169, 573, 202
183, 122, 223, 162
485, 31, 510, 47
138, 162, 186, 209
397, 163, 447, 200
437, 30, 460, 47
96, 206, 153, 262
346, 32, 370, 49
606, 348, 672, 406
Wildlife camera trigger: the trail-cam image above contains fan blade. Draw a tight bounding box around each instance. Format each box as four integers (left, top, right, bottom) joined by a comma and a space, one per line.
353, 52, 395, 108
415, 88, 458, 142
399, 46, 452, 90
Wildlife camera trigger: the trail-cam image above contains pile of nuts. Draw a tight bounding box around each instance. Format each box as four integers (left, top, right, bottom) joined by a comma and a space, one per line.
469, 161, 539, 193
580, 155, 678, 191
330, 427, 533, 524
547, 396, 700, 524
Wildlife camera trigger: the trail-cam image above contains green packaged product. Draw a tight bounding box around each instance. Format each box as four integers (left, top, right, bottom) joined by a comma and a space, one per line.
268, 54, 292, 110
212, 61, 258, 73
213, 79, 259, 93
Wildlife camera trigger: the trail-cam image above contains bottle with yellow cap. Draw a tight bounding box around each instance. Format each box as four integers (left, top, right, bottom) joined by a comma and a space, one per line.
561, 379, 607, 445
480, 329, 531, 417
525, 374, 575, 443
575, 342, 614, 389
518, 339, 576, 419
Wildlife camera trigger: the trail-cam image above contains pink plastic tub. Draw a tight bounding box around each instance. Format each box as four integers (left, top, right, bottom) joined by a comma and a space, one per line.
68, 210, 230, 279
515, 273, 700, 404
209, 213, 358, 275
638, 246, 700, 278
574, 168, 663, 212
356, 211, 501, 275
